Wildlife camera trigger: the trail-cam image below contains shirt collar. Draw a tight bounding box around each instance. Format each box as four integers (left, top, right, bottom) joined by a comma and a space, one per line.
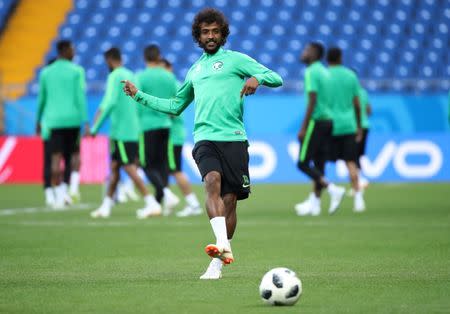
203, 47, 225, 59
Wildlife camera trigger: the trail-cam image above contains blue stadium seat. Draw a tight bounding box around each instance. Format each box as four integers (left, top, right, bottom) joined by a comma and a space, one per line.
30, 0, 449, 93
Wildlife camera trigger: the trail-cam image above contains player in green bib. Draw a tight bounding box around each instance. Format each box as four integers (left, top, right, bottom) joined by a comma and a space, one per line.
326, 47, 365, 212
36, 40, 87, 208
122, 8, 283, 280
90, 48, 161, 219
295, 42, 346, 217
135, 45, 180, 217
161, 59, 202, 218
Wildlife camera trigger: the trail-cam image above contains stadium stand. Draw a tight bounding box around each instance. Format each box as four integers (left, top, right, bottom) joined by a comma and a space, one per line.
1, 0, 449, 94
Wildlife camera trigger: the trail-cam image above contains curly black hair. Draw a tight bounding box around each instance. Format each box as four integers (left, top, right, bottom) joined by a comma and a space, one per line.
191, 8, 230, 46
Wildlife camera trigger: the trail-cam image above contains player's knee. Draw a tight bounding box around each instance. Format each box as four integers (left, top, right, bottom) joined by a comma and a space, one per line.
204, 171, 221, 189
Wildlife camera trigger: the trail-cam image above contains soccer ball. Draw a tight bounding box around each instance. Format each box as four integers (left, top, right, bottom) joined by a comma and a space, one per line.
259, 267, 302, 306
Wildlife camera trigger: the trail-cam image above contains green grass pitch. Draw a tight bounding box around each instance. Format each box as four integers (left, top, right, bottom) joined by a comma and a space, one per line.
0, 183, 449, 313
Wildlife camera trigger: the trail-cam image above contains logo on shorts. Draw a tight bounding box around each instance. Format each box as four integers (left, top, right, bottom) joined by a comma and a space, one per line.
242, 175, 250, 188
212, 61, 223, 71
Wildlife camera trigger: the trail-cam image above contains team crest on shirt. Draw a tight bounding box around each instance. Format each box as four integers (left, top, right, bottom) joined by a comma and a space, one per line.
212, 61, 223, 71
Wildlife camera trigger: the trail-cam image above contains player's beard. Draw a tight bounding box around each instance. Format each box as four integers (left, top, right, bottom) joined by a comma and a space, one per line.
200, 39, 222, 55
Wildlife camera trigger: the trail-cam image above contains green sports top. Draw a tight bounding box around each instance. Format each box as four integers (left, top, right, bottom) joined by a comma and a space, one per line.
37, 59, 87, 129
304, 61, 331, 120
358, 87, 370, 129
135, 67, 177, 131
91, 67, 140, 141
328, 65, 360, 136
133, 48, 283, 143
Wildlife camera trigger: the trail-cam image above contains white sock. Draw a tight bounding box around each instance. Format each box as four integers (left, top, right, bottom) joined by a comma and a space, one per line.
355, 190, 363, 200
210, 217, 228, 249
327, 183, 341, 193
185, 193, 200, 209
102, 196, 114, 208
45, 187, 55, 203
137, 167, 146, 181
69, 171, 80, 195
211, 258, 223, 270
312, 195, 320, 207
144, 194, 159, 208
163, 187, 175, 197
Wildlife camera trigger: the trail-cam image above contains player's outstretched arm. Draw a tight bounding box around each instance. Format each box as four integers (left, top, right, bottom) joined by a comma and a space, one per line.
235, 53, 283, 90
121, 79, 194, 116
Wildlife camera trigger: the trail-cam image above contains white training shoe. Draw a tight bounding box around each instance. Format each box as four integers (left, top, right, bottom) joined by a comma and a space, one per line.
200, 258, 223, 280
176, 206, 202, 217
354, 192, 366, 212
136, 204, 162, 219
90, 206, 111, 218
295, 202, 311, 216
328, 185, 346, 215
162, 190, 180, 216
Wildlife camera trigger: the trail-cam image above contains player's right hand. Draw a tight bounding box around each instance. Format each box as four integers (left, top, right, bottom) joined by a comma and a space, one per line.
297, 129, 306, 142
35, 123, 41, 135
121, 80, 138, 97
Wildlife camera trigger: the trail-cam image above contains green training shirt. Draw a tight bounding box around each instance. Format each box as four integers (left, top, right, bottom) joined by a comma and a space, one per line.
170, 114, 186, 145
135, 67, 177, 131
304, 61, 331, 120
37, 59, 87, 129
358, 87, 370, 129
40, 123, 50, 141
328, 65, 360, 136
133, 48, 283, 143
91, 67, 140, 141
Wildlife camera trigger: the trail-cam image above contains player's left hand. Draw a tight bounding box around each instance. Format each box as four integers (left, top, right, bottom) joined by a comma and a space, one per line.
297, 129, 306, 142
240, 77, 259, 98
83, 123, 91, 137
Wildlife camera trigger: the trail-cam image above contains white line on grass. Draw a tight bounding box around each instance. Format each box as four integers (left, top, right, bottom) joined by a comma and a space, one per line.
0, 203, 93, 216
0, 219, 448, 228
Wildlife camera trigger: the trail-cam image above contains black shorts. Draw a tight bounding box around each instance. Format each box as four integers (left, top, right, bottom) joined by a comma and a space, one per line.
110, 140, 138, 166
298, 120, 332, 164
139, 129, 169, 170
168, 143, 183, 172
332, 134, 358, 162
192, 140, 250, 200
49, 127, 80, 155
357, 128, 369, 158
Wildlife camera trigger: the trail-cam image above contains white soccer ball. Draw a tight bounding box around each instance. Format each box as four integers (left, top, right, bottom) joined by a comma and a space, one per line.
259, 267, 302, 306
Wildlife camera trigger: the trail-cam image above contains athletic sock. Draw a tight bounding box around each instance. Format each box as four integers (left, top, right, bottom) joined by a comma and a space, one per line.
69, 171, 80, 195
185, 193, 200, 209
210, 217, 228, 249
102, 196, 114, 208
137, 167, 146, 181
211, 258, 223, 270
144, 194, 159, 208
45, 187, 55, 203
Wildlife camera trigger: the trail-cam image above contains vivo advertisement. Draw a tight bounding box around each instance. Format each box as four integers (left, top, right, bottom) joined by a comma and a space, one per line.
0, 134, 449, 184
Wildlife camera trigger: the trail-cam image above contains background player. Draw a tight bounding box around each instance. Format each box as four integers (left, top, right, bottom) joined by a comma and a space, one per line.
36, 40, 88, 208
90, 48, 161, 218
161, 58, 202, 217
122, 8, 283, 279
295, 42, 345, 216
326, 47, 365, 212
135, 44, 179, 217
355, 82, 371, 190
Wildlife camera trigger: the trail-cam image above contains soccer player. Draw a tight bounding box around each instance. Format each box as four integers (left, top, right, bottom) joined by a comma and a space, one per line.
295, 42, 346, 216
122, 8, 283, 279
135, 45, 179, 217
355, 83, 371, 189
161, 58, 202, 217
36, 40, 88, 208
90, 48, 161, 218
326, 47, 365, 212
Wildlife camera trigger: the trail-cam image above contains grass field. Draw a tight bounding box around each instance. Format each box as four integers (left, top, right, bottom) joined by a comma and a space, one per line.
1, 183, 449, 313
